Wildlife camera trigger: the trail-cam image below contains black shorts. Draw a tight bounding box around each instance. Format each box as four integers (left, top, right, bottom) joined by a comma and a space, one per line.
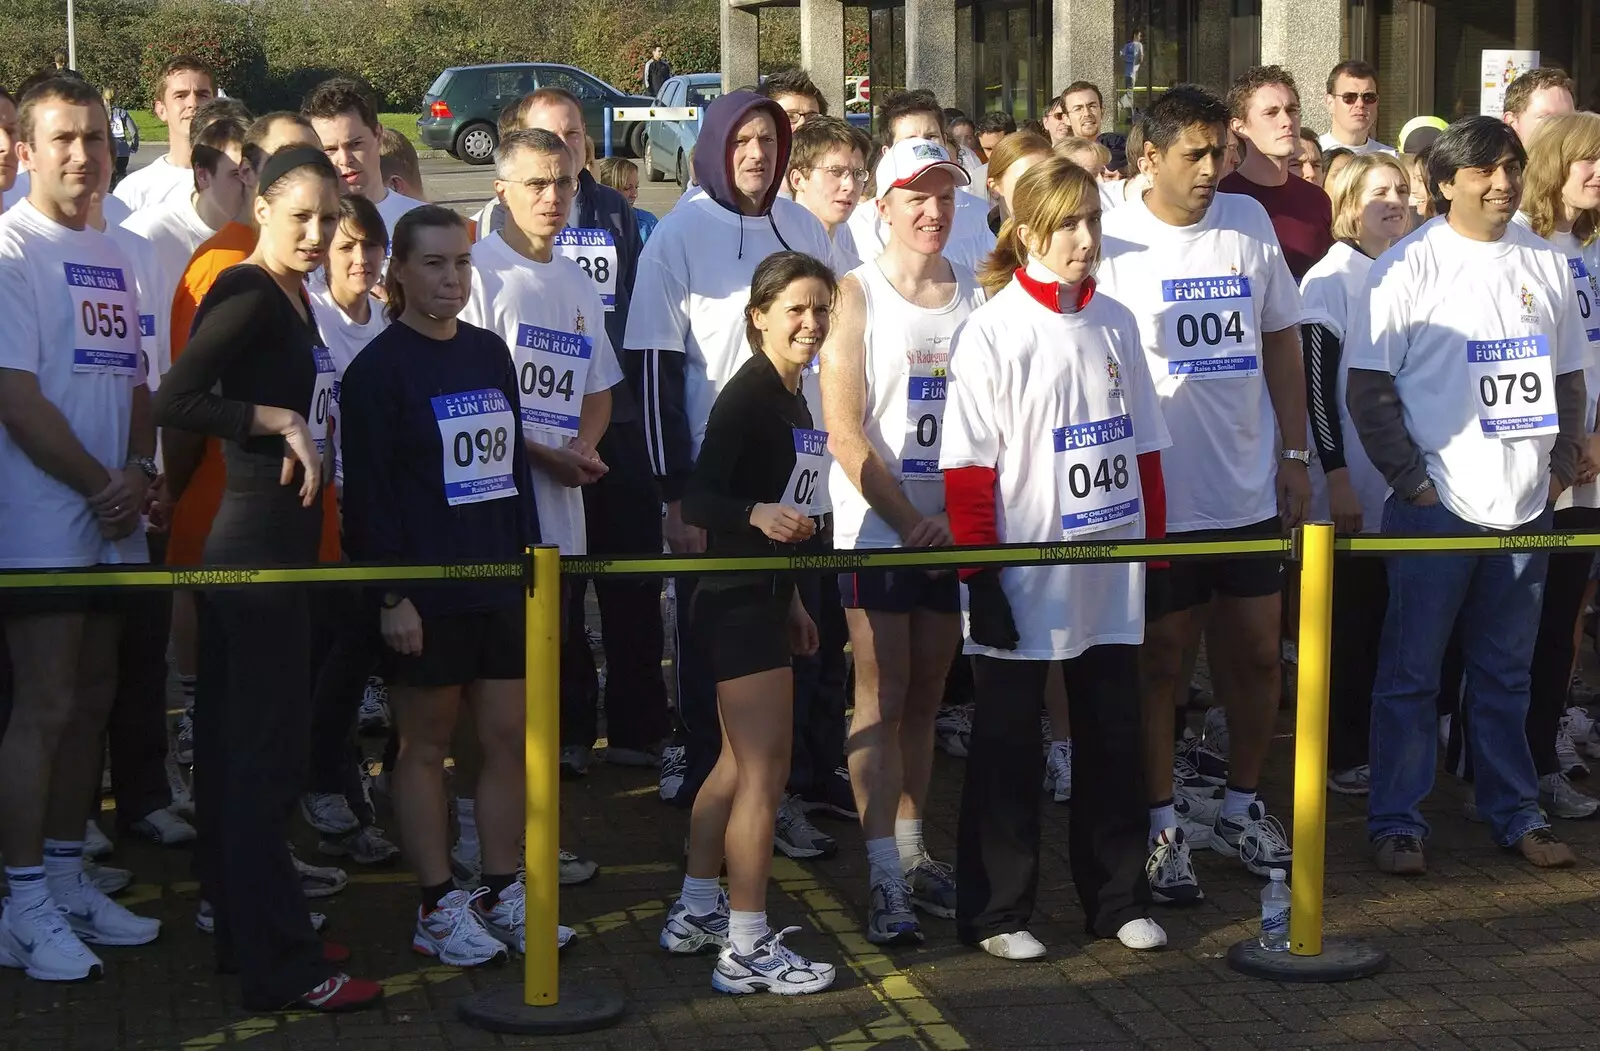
840, 568, 960, 613
384, 604, 525, 689
691, 582, 793, 682
1145, 567, 1173, 623
1166, 517, 1285, 613
0, 573, 130, 620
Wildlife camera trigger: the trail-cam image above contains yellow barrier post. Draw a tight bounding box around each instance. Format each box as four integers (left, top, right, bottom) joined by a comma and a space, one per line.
1227, 523, 1388, 983
458, 546, 625, 1033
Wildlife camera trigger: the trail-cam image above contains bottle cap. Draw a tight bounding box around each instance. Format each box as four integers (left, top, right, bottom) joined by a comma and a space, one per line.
1269, 868, 1285, 880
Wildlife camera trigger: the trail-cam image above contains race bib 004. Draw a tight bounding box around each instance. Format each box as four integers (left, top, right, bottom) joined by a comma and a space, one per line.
514, 324, 594, 439
1467, 336, 1558, 438
1053, 414, 1142, 536
432, 389, 519, 506
67, 262, 139, 376
555, 228, 618, 311
1160, 275, 1258, 379
785, 427, 831, 516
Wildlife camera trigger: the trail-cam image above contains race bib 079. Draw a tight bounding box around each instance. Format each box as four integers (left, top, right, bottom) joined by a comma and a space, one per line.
514, 324, 594, 438
432, 388, 519, 506
1159, 275, 1259, 379
1466, 336, 1558, 438
1053, 414, 1142, 536
555, 228, 618, 311
66, 262, 139, 375
784, 427, 831, 516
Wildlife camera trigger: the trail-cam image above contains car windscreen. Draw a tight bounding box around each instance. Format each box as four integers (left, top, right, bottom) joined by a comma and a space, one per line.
424, 70, 454, 99
686, 84, 723, 107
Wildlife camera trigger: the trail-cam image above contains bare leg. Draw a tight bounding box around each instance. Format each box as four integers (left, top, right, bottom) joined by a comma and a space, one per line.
1043, 662, 1071, 741
896, 609, 960, 822
466, 679, 524, 877
1211, 593, 1283, 790
716, 667, 795, 912
44, 613, 121, 840
391, 685, 465, 888
845, 609, 912, 842
0, 615, 86, 864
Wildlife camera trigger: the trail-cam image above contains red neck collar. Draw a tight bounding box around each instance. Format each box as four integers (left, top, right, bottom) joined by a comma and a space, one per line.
1015, 266, 1096, 314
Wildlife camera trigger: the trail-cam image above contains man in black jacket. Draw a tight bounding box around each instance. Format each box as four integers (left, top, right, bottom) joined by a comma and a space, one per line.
644, 47, 672, 98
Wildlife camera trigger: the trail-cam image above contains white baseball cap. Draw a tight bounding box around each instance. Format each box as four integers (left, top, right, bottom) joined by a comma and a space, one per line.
874, 138, 971, 201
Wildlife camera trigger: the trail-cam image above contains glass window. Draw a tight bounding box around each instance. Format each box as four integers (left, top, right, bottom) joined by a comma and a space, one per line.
686, 82, 724, 107
486, 68, 533, 99
1433, 0, 1578, 124
541, 68, 605, 101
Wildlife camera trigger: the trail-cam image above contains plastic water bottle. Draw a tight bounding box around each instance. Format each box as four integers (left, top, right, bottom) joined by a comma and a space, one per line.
1259, 868, 1290, 951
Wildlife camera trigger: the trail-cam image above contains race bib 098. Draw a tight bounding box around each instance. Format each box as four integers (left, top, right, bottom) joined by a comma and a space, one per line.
432, 388, 519, 506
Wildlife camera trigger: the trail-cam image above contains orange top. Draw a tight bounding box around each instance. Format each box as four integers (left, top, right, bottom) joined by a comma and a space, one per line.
165, 222, 341, 565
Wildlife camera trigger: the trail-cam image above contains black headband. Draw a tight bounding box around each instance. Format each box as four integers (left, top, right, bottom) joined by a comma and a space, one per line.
256, 145, 337, 198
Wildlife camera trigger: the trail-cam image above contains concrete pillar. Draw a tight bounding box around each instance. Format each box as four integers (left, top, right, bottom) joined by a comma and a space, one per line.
955, 6, 975, 116
1051, 0, 1115, 100
721, 1, 760, 95
906, 0, 957, 104
1192, 0, 1233, 95
1261, 0, 1344, 142
800, 0, 847, 117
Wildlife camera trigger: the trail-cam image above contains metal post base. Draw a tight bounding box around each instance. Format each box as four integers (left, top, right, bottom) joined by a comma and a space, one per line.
458, 982, 625, 1035
1227, 937, 1389, 983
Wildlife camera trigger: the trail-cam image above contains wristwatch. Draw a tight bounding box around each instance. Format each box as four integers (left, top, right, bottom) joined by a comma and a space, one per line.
1280, 449, 1311, 465
380, 592, 405, 610
127, 456, 158, 481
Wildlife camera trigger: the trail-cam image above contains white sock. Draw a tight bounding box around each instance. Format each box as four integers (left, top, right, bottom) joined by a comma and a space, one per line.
455, 797, 479, 852
728, 909, 768, 955
679, 874, 721, 915
3, 866, 49, 911
42, 840, 85, 903
1149, 804, 1177, 840
894, 819, 925, 870
865, 837, 902, 885
1222, 787, 1256, 821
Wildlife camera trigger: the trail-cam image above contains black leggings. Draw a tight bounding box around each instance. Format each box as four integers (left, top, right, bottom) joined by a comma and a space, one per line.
1328, 557, 1387, 771
957, 645, 1149, 942
1529, 505, 1600, 776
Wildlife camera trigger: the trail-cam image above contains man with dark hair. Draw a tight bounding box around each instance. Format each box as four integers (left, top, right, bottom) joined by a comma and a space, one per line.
1221, 66, 1333, 280
761, 68, 827, 129
1061, 80, 1128, 172
1347, 115, 1584, 874
302, 78, 423, 234
113, 54, 216, 212
1320, 60, 1393, 155
1041, 95, 1068, 144
643, 45, 672, 98
976, 111, 1016, 155
1097, 84, 1307, 903
1503, 67, 1576, 147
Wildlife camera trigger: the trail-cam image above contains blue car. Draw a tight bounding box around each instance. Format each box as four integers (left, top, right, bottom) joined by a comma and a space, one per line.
642, 74, 725, 187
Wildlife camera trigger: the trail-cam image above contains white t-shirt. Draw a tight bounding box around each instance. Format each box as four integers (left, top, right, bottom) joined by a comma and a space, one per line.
1097, 190, 1302, 532
827, 258, 985, 549
0, 200, 148, 567
122, 198, 215, 382
374, 189, 427, 240
1317, 133, 1397, 157
1, 171, 29, 211
1514, 213, 1600, 511
461, 233, 623, 555
309, 287, 388, 490
100, 223, 162, 393
112, 154, 195, 213
846, 192, 997, 279
829, 224, 863, 275
1346, 216, 1587, 530
623, 193, 832, 459
940, 277, 1170, 660
1299, 240, 1388, 532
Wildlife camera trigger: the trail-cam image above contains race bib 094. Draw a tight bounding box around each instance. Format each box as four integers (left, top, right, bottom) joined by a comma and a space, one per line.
514, 324, 594, 438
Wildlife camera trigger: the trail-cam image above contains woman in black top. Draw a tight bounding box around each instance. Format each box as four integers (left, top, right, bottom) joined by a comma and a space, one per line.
663, 252, 836, 996
339, 207, 545, 966
153, 147, 381, 1013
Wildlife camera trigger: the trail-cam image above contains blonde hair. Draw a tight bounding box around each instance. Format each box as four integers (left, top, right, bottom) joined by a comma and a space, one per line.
1326, 152, 1411, 243
1056, 136, 1112, 172
983, 131, 1054, 197
1521, 111, 1600, 245
978, 155, 1100, 296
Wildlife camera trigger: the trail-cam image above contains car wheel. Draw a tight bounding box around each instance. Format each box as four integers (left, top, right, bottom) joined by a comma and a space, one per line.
456, 122, 497, 166
644, 135, 664, 182
627, 123, 647, 159
675, 150, 686, 189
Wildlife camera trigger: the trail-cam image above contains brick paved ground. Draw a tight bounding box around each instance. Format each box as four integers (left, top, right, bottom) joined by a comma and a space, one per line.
8, 675, 1600, 1049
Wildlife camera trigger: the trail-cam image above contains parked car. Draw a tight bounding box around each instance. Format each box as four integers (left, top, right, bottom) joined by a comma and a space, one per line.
417, 63, 654, 165
642, 73, 724, 187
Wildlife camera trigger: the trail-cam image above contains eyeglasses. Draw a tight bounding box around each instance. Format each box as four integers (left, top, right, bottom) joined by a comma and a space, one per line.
1336, 92, 1379, 106
520, 176, 577, 196
809, 165, 869, 184
1067, 102, 1103, 116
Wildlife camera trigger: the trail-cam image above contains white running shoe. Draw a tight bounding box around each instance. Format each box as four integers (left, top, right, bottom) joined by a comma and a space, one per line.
712, 926, 835, 995
659, 745, 687, 802
83, 821, 113, 860
300, 793, 360, 836
1173, 786, 1220, 841
976, 930, 1046, 960
132, 807, 196, 846
1201, 706, 1230, 758
164, 752, 195, 818
470, 880, 575, 953
292, 851, 349, 898
1211, 801, 1293, 876
450, 840, 482, 889
1146, 827, 1204, 906
1116, 917, 1168, 951
358, 677, 390, 733
934, 704, 972, 758
1043, 740, 1072, 803
0, 896, 105, 981
1327, 765, 1371, 796
173, 709, 195, 766
1539, 772, 1599, 819
865, 875, 921, 946
660, 893, 729, 954
1559, 708, 1592, 778
56, 874, 161, 946
412, 888, 508, 967
774, 795, 836, 859
195, 899, 326, 934
558, 849, 599, 885
318, 825, 401, 866
85, 862, 133, 897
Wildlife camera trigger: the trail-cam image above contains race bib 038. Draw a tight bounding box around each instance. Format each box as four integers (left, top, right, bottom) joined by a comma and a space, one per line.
555, 228, 619, 311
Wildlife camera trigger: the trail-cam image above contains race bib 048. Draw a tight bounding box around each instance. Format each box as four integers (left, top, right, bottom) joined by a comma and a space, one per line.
1467, 336, 1557, 438
67, 262, 139, 376
555, 228, 618, 311
432, 388, 519, 506
514, 324, 594, 438
1159, 275, 1258, 379
1053, 414, 1142, 536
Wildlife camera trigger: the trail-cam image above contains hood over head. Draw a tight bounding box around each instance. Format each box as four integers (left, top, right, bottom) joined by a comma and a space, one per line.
692, 90, 792, 217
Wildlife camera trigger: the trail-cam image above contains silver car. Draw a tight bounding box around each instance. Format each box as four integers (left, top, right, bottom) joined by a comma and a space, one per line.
642, 74, 725, 187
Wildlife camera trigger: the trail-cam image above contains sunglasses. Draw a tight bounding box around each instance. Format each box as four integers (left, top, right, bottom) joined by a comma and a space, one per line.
1336, 92, 1379, 106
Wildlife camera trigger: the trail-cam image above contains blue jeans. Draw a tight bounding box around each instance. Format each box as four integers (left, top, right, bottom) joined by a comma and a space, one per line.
1367, 496, 1551, 848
